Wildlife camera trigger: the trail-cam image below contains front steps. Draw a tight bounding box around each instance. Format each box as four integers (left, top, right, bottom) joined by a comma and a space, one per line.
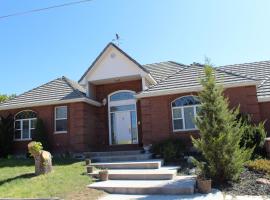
89, 176, 196, 195
87, 150, 196, 195
88, 166, 178, 180
88, 160, 163, 169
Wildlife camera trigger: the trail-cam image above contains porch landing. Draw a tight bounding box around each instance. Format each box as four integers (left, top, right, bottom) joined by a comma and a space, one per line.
87, 150, 196, 195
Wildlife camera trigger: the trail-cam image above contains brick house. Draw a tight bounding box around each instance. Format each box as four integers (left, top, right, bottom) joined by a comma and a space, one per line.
0, 43, 269, 154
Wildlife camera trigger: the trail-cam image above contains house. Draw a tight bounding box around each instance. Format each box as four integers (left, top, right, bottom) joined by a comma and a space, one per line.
0, 42, 269, 154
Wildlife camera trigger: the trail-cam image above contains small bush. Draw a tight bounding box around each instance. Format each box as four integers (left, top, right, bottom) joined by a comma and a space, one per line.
151, 138, 186, 162
0, 114, 14, 158
32, 118, 50, 151
238, 114, 267, 158
28, 141, 43, 156
245, 159, 270, 175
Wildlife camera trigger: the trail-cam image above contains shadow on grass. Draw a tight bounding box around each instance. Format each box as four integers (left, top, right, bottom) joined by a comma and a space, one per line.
0, 172, 36, 186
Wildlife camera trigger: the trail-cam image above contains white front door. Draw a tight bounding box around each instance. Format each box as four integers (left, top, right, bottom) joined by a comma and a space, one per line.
115, 111, 132, 144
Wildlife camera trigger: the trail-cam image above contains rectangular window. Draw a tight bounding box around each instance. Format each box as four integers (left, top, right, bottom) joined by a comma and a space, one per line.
14, 119, 36, 140
172, 106, 200, 131
55, 106, 68, 133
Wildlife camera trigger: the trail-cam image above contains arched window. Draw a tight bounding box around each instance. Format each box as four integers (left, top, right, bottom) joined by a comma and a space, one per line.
14, 110, 37, 140
171, 96, 200, 131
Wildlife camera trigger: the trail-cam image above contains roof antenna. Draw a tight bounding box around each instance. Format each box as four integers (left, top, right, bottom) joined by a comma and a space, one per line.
112, 33, 121, 46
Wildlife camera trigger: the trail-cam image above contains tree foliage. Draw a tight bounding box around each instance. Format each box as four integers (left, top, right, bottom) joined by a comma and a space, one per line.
0, 94, 16, 103
0, 114, 14, 158
192, 65, 253, 184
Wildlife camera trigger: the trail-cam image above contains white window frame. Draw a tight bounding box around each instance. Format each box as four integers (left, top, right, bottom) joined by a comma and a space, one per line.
171, 96, 200, 132
14, 110, 37, 141
54, 106, 68, 134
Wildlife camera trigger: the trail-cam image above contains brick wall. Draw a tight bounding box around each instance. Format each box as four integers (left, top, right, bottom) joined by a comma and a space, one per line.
140, 85, 261, 146
0, 102, 96, 154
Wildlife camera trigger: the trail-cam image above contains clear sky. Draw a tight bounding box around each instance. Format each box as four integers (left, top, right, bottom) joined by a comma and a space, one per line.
1, 0, 270, 95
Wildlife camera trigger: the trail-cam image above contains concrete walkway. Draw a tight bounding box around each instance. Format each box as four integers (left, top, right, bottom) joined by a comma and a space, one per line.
99, 189, 270, 200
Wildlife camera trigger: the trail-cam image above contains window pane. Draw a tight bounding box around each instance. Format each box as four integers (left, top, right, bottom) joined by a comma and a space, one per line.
31, 119, 37, 129
173, 119, 183, 130
130, 111, 138, 143
172, 96, 200, 107
14, 130, 21, 139
22, 120, 30, 139
30, 129, 36, 137
56, 119, 67, 132
110, 92, 134, 101
111, 113, 117, 145
15, 111, 37, 120
173, 108, 182, 119
56, 107, 67, 119
184, 107, 195, 129
15, 121, 21, 129
110, 105, 135, 112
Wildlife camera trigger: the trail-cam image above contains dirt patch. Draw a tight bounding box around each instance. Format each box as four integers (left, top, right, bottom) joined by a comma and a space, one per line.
219, 168, 270, 196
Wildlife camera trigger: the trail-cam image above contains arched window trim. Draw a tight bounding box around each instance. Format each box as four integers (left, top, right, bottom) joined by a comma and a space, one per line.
14, 110, 37, 141
171, 95, 200, 132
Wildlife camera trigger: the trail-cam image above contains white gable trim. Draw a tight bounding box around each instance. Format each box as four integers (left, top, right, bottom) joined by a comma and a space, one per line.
79, 43, 156, 85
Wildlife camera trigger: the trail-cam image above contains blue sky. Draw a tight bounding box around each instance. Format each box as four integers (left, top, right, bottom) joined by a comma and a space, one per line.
1, 0, 270, 95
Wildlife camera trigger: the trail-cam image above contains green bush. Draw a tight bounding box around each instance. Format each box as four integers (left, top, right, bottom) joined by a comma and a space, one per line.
245, 159, 270, 175
0, 114, 14, 158
151, 138, 186, 162
238, 114, 267, 158
32, 118, 50, 151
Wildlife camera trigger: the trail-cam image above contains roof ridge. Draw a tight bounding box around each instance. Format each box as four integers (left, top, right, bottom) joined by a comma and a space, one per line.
144, 65, 191, 91
62, 76, 86, 98
219, 60, 270, 68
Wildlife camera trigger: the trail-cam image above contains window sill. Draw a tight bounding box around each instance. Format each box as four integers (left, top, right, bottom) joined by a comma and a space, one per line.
54, 131, 67, 134
14, 139, 32, 142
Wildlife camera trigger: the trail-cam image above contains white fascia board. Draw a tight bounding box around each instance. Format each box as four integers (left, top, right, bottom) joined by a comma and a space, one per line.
258, 96, 270, 103
136, 81, 259, 99
0, 98, 102, 111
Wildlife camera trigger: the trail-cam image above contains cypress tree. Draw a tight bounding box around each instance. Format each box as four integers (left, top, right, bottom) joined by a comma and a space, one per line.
192, 65, 253, 184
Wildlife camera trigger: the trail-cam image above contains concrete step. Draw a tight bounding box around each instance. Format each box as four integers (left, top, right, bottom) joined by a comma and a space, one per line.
90, 153, 153, 162
85, 150, 143, 158
88, 167, 178, 180
88, 159, 163, 169
88, 176, 196, 195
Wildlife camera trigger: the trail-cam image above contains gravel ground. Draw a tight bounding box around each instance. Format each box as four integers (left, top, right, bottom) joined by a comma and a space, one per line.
219, 168, 270, 196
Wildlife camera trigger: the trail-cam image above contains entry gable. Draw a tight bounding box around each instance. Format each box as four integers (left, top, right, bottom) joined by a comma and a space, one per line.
79, 43, 155, 85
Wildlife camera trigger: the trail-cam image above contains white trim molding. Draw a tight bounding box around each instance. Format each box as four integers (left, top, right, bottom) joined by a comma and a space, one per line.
258, 96, 270, 103
136, 81, 259, 99
0, 98, 102, 111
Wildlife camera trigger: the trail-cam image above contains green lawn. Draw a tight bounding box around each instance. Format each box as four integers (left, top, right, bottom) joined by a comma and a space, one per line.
0, 158, 105, 199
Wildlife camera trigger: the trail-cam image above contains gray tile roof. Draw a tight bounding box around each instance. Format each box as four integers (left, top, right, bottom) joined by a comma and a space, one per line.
219, 61, 270, 98
0, 76, 87, 108
141, 64, 257, 94
142, 61, 186, 83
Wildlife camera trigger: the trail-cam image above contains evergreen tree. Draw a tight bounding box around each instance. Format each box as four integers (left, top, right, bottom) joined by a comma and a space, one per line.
192, 65, 253, 184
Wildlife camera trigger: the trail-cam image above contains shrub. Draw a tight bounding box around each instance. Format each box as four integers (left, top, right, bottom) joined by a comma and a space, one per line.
28, 141, 43, 156
0, 114, 14, 158
245, 159, 270, 175
32, 118, 50, 151
238, 114, 267, 158
151, 138, 186, 162
192, 65, 252, 184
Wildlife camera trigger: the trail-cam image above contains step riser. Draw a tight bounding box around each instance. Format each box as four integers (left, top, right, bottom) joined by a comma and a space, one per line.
91, 154, 152, 162
91, 187, 194, 195
89, 162, 161, 169
85, 150, 143, 157
90, 174, 175, 180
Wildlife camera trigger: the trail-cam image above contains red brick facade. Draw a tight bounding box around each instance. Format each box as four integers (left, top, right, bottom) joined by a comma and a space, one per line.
139, 85, 261, 146
1, 82, 269, 154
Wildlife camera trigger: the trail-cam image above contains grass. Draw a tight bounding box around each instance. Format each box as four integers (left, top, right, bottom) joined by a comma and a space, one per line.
0, 158, 105, 199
